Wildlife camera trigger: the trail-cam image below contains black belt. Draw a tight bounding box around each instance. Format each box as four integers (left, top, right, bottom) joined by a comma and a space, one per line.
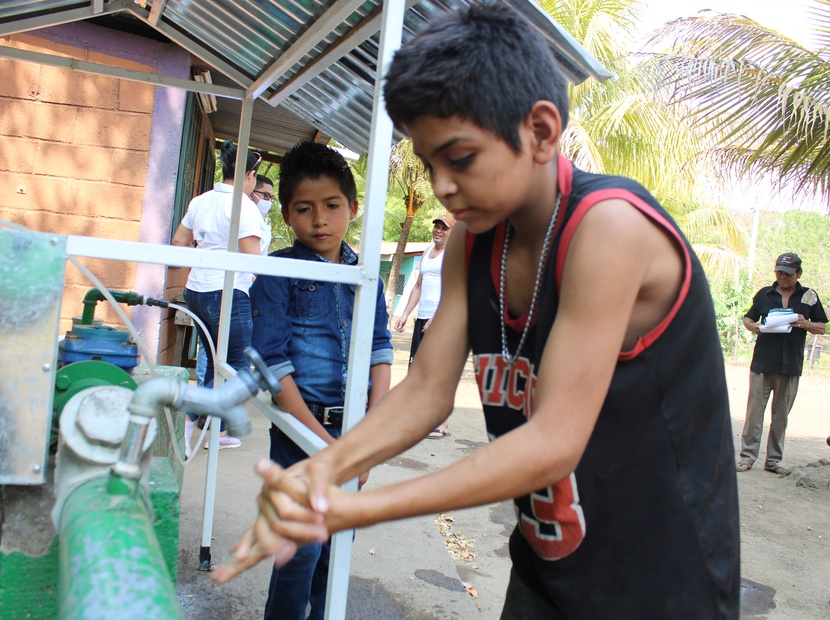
307, 404, 344, 426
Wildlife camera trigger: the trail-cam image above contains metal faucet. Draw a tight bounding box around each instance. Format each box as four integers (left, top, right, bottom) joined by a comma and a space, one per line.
113, 348, 281, 478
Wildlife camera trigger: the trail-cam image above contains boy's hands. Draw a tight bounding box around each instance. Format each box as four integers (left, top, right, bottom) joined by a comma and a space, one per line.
211, 458, 362, 584
211, 459, 328, 584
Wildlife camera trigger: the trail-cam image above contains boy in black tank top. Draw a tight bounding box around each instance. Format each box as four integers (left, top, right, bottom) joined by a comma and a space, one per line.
214, 5, 740, 618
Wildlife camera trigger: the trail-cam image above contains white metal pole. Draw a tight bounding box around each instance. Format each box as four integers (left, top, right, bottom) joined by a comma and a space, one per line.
198, 95, 256, 568
324, 0, 405, 618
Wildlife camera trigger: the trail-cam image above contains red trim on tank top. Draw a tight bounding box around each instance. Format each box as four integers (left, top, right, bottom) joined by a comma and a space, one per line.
554, 189, 692, 361
488, 155, 572, 332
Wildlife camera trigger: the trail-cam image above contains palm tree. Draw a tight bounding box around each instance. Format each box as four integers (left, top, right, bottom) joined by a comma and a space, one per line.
384, 138, 442, 308
642, 1, 830, 201
539, 0, 748, 276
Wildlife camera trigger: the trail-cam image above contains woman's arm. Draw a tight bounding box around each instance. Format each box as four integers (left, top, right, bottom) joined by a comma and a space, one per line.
239, 235, 261, 255
172, 222, 194, 247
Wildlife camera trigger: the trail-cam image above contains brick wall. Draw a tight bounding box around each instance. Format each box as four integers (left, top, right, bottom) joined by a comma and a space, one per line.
0, 24, 189, 360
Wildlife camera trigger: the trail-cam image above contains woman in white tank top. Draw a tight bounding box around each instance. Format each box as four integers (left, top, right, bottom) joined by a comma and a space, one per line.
392, 213, 455, 438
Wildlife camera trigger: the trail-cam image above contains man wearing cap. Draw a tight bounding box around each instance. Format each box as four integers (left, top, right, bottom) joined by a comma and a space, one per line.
737, 253, 827, 475
393, 213, 454, 438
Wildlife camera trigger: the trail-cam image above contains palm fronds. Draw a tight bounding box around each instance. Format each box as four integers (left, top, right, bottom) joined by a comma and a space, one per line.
643, 5, 830, 199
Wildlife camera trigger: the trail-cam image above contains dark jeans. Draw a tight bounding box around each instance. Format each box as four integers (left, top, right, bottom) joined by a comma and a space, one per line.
408, 317, 430, 366
264, 424, 341, 620
184, 288, 252, 427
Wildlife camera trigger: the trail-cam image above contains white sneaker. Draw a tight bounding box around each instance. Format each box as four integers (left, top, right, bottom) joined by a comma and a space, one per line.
184, 419, 194, 459
204, 435, 242, 450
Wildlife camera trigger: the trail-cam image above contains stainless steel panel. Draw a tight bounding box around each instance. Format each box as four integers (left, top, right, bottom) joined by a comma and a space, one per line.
0, 230, 65, 485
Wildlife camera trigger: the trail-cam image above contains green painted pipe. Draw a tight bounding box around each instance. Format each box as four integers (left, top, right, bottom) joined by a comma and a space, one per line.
81, 289, 145, 325
58, 475, 184, 620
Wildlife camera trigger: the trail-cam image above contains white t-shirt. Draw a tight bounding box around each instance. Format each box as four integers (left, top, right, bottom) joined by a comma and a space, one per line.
259, 214, 273, 255
181, 183, 262, 294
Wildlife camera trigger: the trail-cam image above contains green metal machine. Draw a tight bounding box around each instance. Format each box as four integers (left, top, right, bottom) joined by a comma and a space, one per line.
0, 228, 280, 619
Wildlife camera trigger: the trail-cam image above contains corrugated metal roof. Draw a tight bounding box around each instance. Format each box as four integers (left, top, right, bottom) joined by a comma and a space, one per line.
210, 72, 329, 155
0, 0, 612, 155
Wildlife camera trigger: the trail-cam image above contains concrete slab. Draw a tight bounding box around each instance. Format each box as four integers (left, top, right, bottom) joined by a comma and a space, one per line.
176, 330, 513, 619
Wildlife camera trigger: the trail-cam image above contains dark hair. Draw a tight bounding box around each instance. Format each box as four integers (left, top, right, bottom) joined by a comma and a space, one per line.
278, 141, 357, 209
218, 140, 261, 180
383, 2, 570, 152
255, 174, 273, 189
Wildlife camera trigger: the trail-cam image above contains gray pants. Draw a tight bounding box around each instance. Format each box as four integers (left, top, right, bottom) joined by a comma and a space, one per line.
740, 371, 800, 466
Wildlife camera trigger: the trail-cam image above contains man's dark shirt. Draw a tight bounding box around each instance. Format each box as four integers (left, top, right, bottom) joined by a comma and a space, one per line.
745, 282, 828, 375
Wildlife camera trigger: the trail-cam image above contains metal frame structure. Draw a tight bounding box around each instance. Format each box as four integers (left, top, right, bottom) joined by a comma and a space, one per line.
0, 1, 609, 616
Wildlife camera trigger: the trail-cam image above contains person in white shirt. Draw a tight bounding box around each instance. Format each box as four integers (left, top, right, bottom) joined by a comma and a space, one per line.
190, 173, 276, 449
251, 174, 275, 255
393, 213, 454, 438
173, 140, 262, 453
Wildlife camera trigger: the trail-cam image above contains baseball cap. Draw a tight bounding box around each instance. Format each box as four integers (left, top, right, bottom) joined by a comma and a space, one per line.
433, 213, 455, 229
774, 252, 802, 274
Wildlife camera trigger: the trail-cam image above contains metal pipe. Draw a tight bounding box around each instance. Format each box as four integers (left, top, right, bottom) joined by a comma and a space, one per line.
126, 376, 254, 441
58, 476, 184, 620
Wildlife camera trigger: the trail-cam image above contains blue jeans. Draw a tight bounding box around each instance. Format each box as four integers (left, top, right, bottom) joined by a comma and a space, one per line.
196, 345, 207, 386
264, 424, 341, 620
184, 288, 252, 425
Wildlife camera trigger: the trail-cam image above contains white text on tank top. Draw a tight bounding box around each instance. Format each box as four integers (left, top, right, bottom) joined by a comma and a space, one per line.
418, 245, 444, 319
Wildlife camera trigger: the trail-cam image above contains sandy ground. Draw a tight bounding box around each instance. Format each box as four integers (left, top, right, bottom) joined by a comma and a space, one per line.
722, 364, 830, 619
177, 331, 830, 618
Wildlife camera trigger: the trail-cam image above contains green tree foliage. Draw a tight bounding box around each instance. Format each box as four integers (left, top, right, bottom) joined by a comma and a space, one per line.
710, 209, 830, 363
752, 211, 830, 296
539, 0, 748, 279
383, 138, 444, 306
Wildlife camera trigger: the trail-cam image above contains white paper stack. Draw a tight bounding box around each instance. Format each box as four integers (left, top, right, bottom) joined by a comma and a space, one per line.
759, 313, 797, 333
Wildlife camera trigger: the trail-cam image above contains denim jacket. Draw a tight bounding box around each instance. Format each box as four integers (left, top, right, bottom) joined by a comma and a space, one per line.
249, 241, 394, 406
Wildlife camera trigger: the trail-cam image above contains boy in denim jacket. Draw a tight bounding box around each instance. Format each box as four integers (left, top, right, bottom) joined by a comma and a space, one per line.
249, 140, 393, 620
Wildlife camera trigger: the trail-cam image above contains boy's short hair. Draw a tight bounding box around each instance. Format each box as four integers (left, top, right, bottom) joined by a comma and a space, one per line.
278, 141, 357, 209
256, 174, 273, 189
383, 2, 570, 152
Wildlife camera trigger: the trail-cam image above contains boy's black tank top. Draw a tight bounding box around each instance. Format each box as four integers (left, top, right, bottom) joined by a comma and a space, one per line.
466, 155, 739, 618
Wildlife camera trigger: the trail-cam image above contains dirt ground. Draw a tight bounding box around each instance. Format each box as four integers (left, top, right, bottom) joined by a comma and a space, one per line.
720, 364, 830, 619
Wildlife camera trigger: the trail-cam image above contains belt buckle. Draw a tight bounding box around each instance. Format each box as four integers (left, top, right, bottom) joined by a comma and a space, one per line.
322, 406, 344, 425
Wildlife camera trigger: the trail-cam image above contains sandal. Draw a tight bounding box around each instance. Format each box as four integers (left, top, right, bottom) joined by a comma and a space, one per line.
763, 464, 791, 476
427, 429, 451, 439
736, 461, 752, 472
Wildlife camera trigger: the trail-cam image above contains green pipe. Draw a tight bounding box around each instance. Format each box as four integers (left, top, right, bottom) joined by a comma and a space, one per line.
58, 475, 184, 620
81, 289, 145, 325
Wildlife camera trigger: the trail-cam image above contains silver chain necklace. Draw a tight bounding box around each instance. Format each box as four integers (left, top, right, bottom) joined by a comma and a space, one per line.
499, 194, 562, 365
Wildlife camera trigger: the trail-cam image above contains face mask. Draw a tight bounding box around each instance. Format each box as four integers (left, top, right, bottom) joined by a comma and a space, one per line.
256, 199, 272, 216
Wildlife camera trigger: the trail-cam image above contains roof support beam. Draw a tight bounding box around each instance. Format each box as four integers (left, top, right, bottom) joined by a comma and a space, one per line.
0, 0, 130, 37
246, 0, 366, 100
0, 45, 246, 99
147, 0, 169, 26
266, 0, 420, 107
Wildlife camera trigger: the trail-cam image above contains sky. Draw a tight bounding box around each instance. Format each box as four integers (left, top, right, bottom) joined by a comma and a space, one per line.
636, 0, 813, 44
